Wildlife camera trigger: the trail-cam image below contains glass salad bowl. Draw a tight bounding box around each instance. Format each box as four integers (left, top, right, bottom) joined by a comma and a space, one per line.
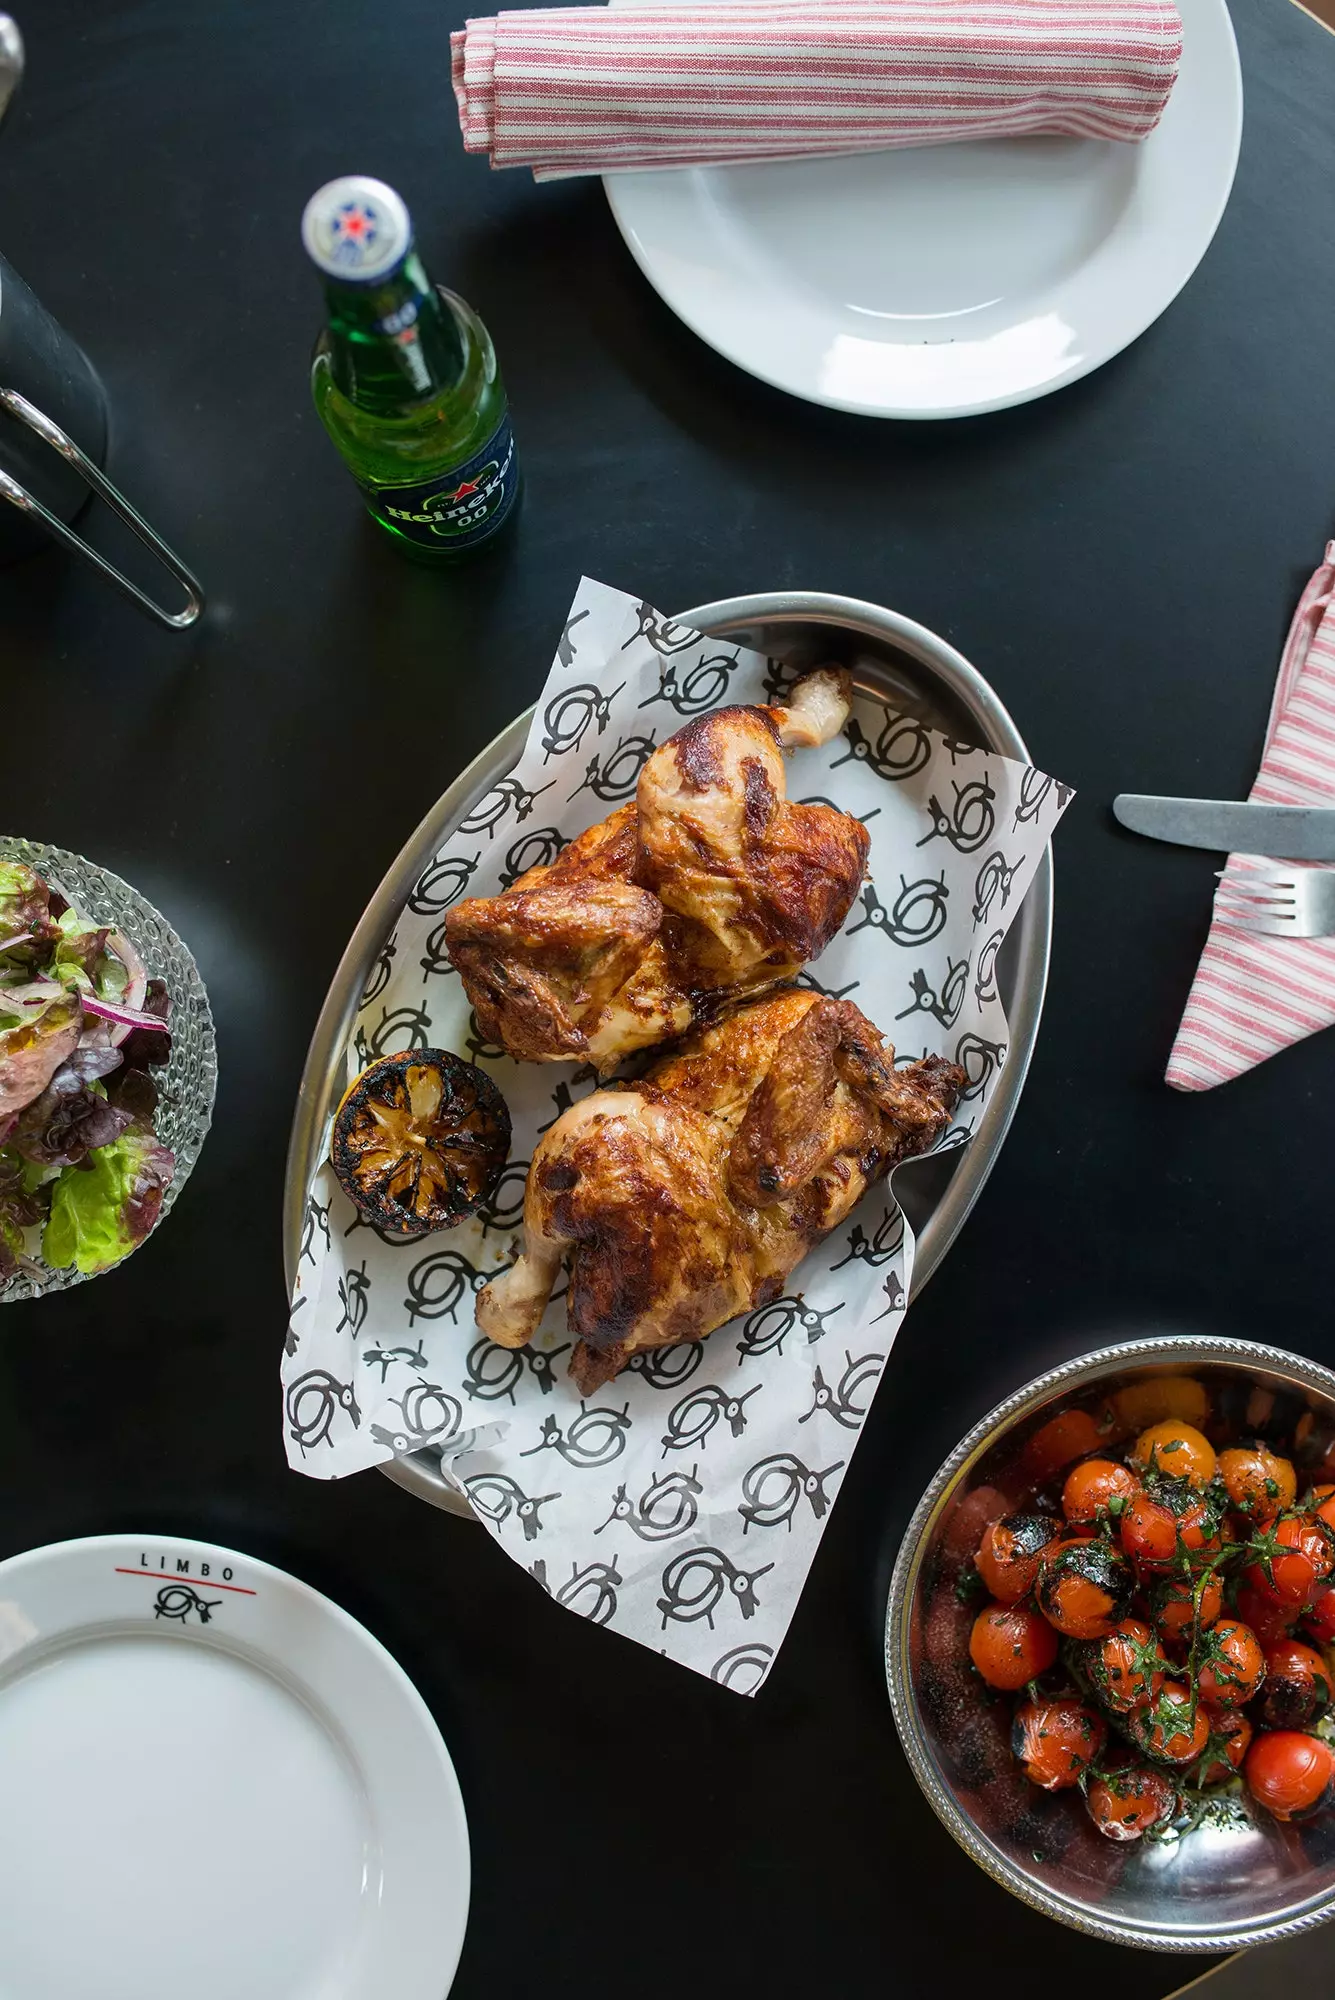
0, 836, 217, 1302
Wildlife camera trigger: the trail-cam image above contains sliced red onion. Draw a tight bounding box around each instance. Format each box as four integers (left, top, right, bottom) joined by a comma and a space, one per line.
80, 992, 169, 1033
105, 931, 149, 1046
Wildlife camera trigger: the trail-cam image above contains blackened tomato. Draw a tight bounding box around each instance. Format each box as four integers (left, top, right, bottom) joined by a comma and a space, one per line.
1037, 1538, 1133, 1641
1256, 1638, 1332, 1731
1012, 1698, 1106, 1791
975, 1513, 1061, 1604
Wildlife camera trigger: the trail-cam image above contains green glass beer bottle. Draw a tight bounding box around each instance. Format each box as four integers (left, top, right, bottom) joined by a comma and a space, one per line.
302, 175, 519, 561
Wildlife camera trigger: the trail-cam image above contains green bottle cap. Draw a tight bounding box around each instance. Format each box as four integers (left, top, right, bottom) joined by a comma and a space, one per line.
301, 175, 412, 283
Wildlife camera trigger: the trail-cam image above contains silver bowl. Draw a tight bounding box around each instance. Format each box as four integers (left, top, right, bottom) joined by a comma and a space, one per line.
885, 1336, 1335, 1952
0, 835, 217, 1301
283, 589, 1054, 1518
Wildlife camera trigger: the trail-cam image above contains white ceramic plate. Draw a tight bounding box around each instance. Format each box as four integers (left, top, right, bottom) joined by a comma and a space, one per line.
0, 1535, 469, 2000
604, 0, 1242, 418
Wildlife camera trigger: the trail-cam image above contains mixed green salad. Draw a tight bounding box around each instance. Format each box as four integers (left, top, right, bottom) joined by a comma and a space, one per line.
0, 860, 174, 1289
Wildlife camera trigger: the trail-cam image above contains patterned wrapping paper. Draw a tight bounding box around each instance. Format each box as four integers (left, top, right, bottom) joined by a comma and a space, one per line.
284, 578, 1071, 1693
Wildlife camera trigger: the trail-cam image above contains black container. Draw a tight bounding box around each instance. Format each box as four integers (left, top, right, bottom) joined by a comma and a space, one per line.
0, 251, 106, 561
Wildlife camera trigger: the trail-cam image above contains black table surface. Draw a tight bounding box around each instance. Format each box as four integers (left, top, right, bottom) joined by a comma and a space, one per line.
4, 1, 1334, 1993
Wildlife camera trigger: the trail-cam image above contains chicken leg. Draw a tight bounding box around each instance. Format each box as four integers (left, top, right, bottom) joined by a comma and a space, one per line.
476, 989, 964, 1391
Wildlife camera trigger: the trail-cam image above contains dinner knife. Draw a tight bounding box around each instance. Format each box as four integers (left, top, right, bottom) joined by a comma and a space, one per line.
1113, 794, 1335, 862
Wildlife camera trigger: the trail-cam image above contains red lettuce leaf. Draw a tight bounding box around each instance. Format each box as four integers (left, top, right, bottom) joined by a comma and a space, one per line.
10, 1046, 133, 1166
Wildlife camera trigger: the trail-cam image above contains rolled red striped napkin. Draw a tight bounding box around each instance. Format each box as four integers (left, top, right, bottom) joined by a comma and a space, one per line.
1167, 544, 1335, 1092
451, 0, 1183, 181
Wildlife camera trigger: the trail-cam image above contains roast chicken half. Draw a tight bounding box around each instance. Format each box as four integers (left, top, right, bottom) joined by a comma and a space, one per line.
445, 668, 868, 1069
476, 989, 965, 1392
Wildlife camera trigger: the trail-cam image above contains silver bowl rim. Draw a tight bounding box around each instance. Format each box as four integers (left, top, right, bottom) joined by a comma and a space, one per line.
282, 588, 1054, 1517
884, 1333, 1335, 1953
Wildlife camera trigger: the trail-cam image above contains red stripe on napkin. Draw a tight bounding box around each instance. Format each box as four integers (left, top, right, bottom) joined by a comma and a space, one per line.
1167, 544, 1335, 1092
451, 1, 1183, 180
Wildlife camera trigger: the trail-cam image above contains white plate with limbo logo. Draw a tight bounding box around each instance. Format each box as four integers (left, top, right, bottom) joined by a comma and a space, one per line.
0, 1535, 470, 2000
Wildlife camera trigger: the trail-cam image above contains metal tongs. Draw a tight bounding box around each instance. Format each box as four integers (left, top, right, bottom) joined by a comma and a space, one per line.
0, 387, 203, 628
0, 18, 203, 630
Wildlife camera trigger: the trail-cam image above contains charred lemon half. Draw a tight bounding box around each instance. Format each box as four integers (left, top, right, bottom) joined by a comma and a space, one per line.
330, 1049, 510, 1237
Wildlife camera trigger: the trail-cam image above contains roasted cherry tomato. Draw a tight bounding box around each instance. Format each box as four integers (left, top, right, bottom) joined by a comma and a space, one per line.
1198, 1708, 1253, 1787
1256, 1638, 1332, 1731
968, 1602, 1059, 1691
1023, 1409, 1107, 1482
1090, 1617, 1166, 1712
1037, 1538, 1133, 1640
1120, 1489, 1223, 1575
1086, 1764, 1177, 1842
1130, 1681, 1212, 1766
1111, 1376, 1210, 1438
1130, 1420, 1217, 1490
1234, 1581, 1299, 1649
989, 1379, 1335, 1833
1152, 1572, 1223, 1645
1244, 1731, 1335, 1822
1244, 1511, 1335, 1608
1062, 1458, 1140, 1525
1196, 1619, 1265, 1708
974, 1513, 1061, 1605
1218, 1444, 1296, 1522
1302, 1583, 1335, 1649
1011, 1697, 1106, 1791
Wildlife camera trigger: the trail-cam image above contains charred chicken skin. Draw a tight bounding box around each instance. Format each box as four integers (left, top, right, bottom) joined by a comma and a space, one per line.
476, 989, 964, 1392
444, 669, 868, 1069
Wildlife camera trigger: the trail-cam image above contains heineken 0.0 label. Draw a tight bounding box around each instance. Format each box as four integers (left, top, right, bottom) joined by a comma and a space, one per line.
302, 174, 520, 563
374, 414, 518, 551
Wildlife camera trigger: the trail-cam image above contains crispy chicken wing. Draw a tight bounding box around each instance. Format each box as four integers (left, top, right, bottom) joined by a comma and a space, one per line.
475, 990, 964, 1392
445, 669, 868, 1069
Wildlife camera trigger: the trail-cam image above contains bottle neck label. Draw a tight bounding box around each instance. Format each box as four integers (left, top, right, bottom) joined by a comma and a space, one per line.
359, 412, 519, 552
375, 287, 431, 395
323, 263, 464, 406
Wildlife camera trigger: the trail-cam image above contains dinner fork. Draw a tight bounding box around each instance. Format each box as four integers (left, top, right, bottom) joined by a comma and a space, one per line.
1212, 864, 1335, 938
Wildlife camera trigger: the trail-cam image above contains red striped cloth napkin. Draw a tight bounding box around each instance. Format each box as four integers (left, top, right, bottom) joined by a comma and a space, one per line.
1167, 544, 1335, 1092
451, 0, 1184, 181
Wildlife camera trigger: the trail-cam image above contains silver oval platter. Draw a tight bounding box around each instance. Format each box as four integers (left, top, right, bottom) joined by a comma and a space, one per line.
284, 591, 1053, 1518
